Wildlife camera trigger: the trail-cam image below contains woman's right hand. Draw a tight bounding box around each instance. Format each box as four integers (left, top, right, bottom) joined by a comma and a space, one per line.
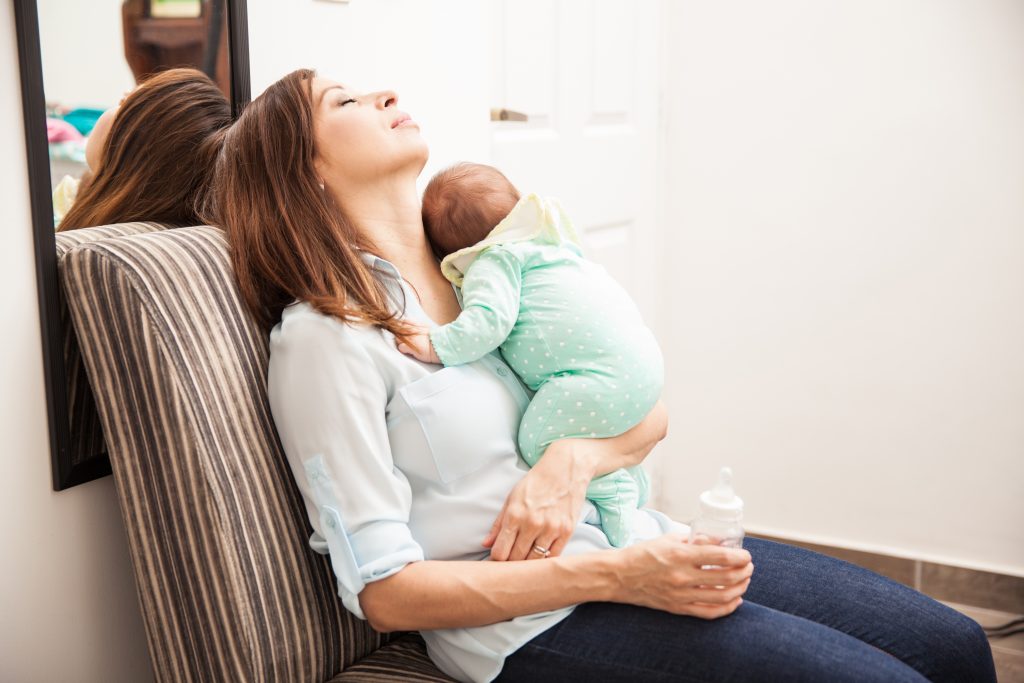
609, 532, 754, 619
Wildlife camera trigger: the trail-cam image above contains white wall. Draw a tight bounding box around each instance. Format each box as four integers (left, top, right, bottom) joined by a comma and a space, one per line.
656, 0, 1024, 576
37, 0, 135, 107
247, 0, 493, 193
0, 3, 154, 682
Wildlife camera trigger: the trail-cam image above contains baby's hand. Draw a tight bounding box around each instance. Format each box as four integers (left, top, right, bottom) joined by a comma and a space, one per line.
397, 326, 442, 365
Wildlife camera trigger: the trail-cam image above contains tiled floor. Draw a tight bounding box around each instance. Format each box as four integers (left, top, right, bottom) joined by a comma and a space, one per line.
940, 601, 1024, 683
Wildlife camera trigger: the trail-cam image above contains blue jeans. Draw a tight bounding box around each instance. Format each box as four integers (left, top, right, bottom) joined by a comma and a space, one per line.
495, 537, 997, 682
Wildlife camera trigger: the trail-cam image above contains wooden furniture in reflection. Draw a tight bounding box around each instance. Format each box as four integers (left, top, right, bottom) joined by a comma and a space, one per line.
122, 0, 230, 98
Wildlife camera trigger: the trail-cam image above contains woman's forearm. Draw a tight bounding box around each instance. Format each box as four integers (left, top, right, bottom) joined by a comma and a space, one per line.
557, 399, 669, 479
361, 401, 668, 631
360, 550, 623, 632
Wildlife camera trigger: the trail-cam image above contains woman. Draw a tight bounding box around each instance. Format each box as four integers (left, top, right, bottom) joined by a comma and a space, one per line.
55, 67, 231, 231
206, 68, 997, 683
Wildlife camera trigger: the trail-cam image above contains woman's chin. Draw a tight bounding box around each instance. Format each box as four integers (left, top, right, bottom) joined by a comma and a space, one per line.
408, 143, 430, 173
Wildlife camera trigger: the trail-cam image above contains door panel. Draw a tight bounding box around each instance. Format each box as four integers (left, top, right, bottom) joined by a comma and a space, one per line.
489, 0, 667, 498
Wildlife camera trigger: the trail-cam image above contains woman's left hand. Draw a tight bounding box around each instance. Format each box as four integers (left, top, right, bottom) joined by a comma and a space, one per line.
483, 400, 667, 562
482, 439, 595, 561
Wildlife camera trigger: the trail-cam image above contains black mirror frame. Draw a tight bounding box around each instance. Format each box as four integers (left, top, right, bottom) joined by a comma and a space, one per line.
12, 0, 251, 490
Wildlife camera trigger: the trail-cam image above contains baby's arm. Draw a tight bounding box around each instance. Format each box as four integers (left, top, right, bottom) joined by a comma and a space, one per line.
427, 247, 523, 366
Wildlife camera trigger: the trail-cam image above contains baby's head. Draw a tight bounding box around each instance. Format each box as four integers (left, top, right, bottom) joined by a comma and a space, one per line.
422, 162, 520, 259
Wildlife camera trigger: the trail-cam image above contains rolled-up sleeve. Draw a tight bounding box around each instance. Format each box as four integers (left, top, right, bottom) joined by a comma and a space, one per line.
267, 312, 424, 621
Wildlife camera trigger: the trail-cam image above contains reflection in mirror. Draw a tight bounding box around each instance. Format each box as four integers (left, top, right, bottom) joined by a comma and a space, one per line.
14, 0, 248, 489
39, 0, 231, 228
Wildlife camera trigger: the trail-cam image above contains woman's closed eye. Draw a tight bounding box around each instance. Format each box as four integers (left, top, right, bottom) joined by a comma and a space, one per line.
338, 97, 357, 106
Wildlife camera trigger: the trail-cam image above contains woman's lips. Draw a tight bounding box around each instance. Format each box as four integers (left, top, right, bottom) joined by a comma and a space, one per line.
392, 113, 417, 129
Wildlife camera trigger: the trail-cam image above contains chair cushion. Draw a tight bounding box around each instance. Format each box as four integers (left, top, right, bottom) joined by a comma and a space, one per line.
329, 633, 458, 682
60, 225, 451, 681
54, 221, 169, 469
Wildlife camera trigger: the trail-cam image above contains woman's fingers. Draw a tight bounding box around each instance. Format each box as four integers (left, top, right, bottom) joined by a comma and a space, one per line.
486, 453, 583, 561
489, 525, 517, 561
508, 516, 548, 561
684, 596, 744, 620
486, 514, 564, 562
697, 562, 755, 587
524, 531, 560, 561
618, 533, 752, 618
691, 577, 751, 603
546, 534, 569, 558
685, 533, 752, 567
482, 504, 506, 549
690, 545, 752, 569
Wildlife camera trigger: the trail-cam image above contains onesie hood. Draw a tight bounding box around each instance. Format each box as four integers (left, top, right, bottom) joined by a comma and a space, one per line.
439, 192, 584, 287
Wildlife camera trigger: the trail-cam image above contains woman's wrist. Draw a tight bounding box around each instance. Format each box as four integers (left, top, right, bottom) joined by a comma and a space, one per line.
543, 438, 601, 482
551, 433, 644, 480
556, 547, 627, 604
540, 400, 667, 480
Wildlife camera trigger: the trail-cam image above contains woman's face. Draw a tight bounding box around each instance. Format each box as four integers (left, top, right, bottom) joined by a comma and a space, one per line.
85, 106, 117, 171
84, 88, 134, 171
310, 77, 428, 191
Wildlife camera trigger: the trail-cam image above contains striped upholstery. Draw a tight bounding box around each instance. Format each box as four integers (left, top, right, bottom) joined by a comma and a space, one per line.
60, 225, 457, 682
54, 222, 169, 467
329, 634, 459, 682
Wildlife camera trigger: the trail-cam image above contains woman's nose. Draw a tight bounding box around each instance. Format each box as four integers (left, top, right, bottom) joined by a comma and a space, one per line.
375, 89, 398, 109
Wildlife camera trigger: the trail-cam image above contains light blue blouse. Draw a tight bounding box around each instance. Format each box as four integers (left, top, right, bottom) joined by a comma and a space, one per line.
266, 250, 691, 683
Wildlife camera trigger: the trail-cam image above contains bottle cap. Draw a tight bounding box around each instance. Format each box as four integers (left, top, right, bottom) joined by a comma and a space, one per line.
698, 466, 744, 522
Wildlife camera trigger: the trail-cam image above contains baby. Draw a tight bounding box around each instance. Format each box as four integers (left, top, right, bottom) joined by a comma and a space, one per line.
399, 161, 664, 548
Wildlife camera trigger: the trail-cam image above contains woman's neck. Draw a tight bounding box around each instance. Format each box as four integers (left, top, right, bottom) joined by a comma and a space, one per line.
336, 176, 438, 277
332, 173, 462, 325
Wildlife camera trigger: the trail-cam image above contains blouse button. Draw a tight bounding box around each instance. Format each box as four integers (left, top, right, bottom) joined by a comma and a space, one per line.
496, 366, 509, 377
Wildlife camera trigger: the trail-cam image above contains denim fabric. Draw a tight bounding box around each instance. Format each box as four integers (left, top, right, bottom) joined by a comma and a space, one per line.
496, 537, 997, 682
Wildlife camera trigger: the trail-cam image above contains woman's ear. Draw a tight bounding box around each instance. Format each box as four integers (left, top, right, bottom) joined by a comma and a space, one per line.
311, 155, 326, 190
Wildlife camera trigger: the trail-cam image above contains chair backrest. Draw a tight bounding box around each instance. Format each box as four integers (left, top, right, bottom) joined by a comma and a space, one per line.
55, 222, 169, 468
59, 225, 391, 682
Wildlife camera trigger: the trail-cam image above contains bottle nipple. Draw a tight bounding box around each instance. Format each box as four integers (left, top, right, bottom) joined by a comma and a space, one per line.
710, 466, 735, 502
698, 466, 744, 521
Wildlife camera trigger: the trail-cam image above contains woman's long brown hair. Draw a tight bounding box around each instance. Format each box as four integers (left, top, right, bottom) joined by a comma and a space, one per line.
58, 68, 231, 231
202, 68, 418, 343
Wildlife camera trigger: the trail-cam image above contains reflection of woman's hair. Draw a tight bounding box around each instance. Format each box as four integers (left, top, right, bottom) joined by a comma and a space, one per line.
203, 68, 417, 344
58, 68, 231, 231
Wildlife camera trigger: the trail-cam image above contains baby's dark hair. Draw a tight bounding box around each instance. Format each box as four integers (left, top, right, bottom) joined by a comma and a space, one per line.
422, 161, 520, 260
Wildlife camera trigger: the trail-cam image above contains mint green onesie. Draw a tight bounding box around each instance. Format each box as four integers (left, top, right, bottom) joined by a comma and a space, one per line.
429, 193, 663, 547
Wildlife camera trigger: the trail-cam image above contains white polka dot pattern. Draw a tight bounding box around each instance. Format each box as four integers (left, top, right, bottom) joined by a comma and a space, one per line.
431, 240, 665, 548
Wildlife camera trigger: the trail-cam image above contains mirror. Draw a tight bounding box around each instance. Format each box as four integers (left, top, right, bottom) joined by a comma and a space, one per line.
12, 0, 250, 490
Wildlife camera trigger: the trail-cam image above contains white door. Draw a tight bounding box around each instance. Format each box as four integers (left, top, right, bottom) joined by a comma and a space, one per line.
488, 0, 669, 502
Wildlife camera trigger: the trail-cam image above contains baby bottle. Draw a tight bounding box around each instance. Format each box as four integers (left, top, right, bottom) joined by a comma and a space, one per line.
688, 466, 745, 560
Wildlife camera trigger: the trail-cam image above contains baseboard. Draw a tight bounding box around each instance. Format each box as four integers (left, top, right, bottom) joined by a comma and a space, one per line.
743, 529, 1024, 616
